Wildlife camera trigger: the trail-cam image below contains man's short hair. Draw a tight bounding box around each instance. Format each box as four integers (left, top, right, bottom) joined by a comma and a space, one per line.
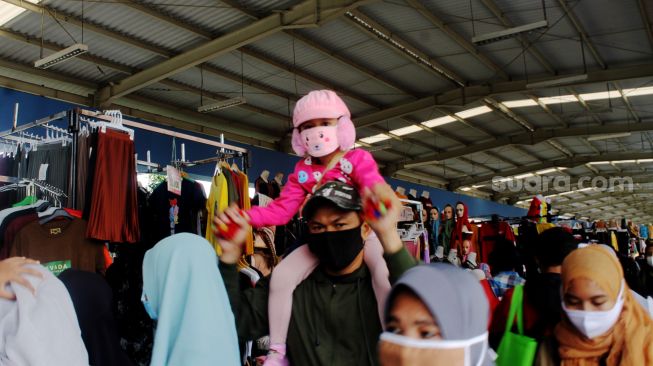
535, 227, 578, 268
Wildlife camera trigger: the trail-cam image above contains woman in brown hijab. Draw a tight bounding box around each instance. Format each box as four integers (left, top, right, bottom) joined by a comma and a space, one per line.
538, 245, 653, 365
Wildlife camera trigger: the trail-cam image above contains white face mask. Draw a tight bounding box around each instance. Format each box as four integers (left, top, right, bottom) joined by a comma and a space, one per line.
647, 256, 653, 268
378, 331, 488, 366
562, 281, 625, 339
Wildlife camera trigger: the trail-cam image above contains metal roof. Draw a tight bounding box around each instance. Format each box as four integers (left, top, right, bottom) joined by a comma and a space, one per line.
0, 0, 652, 221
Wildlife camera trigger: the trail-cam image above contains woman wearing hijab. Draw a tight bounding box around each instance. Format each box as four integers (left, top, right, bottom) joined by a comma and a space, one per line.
428, 206, 440, 259
379, 263, 494, 366
537, 245, 653, 365
142, 233, 240, 366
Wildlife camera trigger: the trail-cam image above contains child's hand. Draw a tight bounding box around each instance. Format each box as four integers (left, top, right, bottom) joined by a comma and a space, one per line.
362, 183, 403, 254
0, 257, 43, 300
213, 205, 251, 265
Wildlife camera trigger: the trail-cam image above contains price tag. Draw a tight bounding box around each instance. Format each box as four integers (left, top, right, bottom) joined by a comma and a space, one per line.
38, 163, 49, 180
166, 165, 182, 195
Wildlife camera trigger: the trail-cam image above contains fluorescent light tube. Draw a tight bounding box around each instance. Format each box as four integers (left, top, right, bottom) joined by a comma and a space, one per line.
539, 95, 578, 104
501, 99, 538, 108
622, 86, 653, 97
359, 134, 391, 144
587, 132, 631, 141
536, 168, 558, 174
390, 125, 423, 136
421, 116, 456, 128
514, 173, 535, 179
460, 187, 472, 191
526, 74, 588, 89
455, 106, 491, 119
472, 20, 548, 45
612, 160, 636, 164
197, 97, 246, 113
34, 43, 88, 69
587, 161, 611, 165
579, 90, 620, 101
637, 159, 653, 163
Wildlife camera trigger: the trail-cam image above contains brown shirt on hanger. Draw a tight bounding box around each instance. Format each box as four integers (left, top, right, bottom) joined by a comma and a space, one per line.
10, 218, 105, 276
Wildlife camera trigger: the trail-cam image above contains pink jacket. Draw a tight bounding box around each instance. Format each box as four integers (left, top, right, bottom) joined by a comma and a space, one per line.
248, 149, 385, 227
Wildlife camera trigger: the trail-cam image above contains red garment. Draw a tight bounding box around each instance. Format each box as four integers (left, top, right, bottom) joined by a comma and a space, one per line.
479, 221, 515, 264
86, 130, 140, 243
451, 202, 479, 256
64, 208, 82, 218
480, 279, 499, 327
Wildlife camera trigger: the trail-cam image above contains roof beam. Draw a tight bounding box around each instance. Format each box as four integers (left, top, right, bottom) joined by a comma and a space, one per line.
479, 0, 556, 75
556, 0, 606, 69
96, 0, 366, 105
557, 196, 651, 212
343, 9, 465, 86
354, 62, 653, 128
554, 189, 653, 207
638, 0, 653, 50
449, 152, 653, 189
404, 0, 509, 80
400, 122, 653, 170
0, 30, 290, 122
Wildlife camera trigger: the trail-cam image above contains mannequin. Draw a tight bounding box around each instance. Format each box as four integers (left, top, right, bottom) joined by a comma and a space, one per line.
451, 201, 479, 260
420, 190, 433, 210
407, 189, 417, 201
395, 186, 407, 199
270, 172, 284, 199
255, 170, 272, 196
439, 204, 455, 256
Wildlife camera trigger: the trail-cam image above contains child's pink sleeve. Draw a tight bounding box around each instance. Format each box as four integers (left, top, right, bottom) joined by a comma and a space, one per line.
348, 149, 386, 190
247, 166, 307, 228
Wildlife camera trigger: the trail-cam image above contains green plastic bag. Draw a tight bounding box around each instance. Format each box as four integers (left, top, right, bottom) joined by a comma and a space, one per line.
496, 285, 538, 366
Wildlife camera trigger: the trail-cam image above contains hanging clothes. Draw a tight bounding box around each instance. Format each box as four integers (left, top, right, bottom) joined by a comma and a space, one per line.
23, 142, 72, 207
206, 171, 229, 255
11, 218, 106, 275
450, 201, 479, 256
479, 220, 515, 264
86, 130, 140, 243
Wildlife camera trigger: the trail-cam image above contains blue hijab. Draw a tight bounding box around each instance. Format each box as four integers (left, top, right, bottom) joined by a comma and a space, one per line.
142, 233, 240, 366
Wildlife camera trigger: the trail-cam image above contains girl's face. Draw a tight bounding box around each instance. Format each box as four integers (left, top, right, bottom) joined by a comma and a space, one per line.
430, 208, 439, 221
462, 240, 471, 255
299, 118, 340, 158
386, 290, 441, 340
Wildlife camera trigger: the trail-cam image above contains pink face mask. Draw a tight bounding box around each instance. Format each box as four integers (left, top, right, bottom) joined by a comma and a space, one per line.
300, 126, 339, 157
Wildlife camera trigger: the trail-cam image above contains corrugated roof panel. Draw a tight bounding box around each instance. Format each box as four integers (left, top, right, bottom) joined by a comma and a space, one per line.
41, 0, 204, 52
436, 53, 498, 81
140, 0, 252, 34
347, 79, 408, 105
7, 12, 164, 69
382, 63, 454, 94
249, 33, 325, 68
591, 31, 653, 65
226, 0, 301, 14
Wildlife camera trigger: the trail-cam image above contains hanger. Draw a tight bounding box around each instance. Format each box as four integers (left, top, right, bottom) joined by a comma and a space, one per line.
39, 208, 73, 225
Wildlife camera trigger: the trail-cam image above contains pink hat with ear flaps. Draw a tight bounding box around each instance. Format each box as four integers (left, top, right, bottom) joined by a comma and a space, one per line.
291, 90, 356, 156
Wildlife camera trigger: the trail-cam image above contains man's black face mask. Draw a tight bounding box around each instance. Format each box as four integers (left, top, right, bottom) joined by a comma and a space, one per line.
307, 226, 364, 271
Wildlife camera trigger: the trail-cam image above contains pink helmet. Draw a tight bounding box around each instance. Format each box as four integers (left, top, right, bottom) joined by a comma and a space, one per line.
291, 90, 356, 156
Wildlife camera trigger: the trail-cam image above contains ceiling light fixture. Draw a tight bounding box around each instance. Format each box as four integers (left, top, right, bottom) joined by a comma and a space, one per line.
586, 132, 632, 141
359, 134, 391, 144
390, 125, 423, 136
587, 161, 611, 165
455, 106, 492, 119
197, 96, 246, 113
472, 20, 548, 45
421, 115, 456, 128
34, 43, 89, 69
536, 168, 558, 175
526, 74, 588, 89
539, 95, 578, 104
637, 159, 653, 163
501, 99, 538, 108
514, 173, 535, 179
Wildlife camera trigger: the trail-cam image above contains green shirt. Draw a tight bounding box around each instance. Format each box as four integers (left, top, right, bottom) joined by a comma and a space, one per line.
220, 247, 416, 366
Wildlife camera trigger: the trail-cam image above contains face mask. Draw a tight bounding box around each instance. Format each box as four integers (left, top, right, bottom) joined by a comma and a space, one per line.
141, 292, 157, 320
562, 281, 625, 339
647, 256, 653, 268
300, 125, 339, 158
308, 226, 364, 271
378, 331, 488, 366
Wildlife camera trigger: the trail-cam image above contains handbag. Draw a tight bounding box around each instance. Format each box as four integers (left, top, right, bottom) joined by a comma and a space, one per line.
496, 285, 538, 366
